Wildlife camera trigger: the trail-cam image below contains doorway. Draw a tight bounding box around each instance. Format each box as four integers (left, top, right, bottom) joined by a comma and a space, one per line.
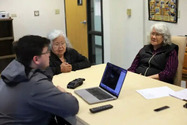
65, 0, 88, 58
65, 0, 104, 65
87, 0, 104, 64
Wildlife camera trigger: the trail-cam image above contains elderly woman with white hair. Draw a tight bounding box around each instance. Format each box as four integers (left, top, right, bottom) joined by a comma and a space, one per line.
128, 23, 178, 84
48, 30, 91, 75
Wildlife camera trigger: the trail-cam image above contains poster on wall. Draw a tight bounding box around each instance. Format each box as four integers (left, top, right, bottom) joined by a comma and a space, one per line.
148, 0, 178, 23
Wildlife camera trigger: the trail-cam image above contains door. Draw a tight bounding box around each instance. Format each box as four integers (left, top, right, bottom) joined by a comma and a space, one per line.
65, 0, 88, 58
87, 0, 104, 64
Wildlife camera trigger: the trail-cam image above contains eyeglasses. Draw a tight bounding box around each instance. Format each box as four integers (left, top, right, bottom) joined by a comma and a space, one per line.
151, 32, 163, 37
53, 42, 66, 47
41, 50, 50, 55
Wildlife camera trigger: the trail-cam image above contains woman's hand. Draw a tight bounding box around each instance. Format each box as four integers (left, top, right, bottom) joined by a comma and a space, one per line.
148, 74, 159, 80
60, 62, 72, 72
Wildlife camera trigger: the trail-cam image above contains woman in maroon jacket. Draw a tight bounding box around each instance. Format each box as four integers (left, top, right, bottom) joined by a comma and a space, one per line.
128, 23, 178, 84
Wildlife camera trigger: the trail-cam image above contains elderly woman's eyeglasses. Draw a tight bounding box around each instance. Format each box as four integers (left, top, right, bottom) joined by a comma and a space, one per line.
151, 32, 162, 37
53, 42, 66, 47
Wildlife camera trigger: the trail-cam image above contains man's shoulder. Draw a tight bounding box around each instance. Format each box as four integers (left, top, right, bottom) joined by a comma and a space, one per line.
28, 69, 52, 83
27, 70, 55, 94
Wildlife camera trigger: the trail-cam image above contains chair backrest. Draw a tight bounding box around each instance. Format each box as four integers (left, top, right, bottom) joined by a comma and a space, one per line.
171, 36, 187, 86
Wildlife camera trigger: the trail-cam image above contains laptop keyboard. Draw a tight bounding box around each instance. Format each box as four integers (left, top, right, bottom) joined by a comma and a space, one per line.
86, 88, 113, 100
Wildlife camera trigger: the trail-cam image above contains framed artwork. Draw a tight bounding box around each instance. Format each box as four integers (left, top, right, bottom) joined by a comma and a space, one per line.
148, 0, 178, 23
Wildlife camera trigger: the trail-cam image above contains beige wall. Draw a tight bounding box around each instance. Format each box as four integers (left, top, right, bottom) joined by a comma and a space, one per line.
103, 0, 187, 69
1, 0, 187, 69
103, 0, 144, 68
0, 0, 66, 40
144, 0, 187, 45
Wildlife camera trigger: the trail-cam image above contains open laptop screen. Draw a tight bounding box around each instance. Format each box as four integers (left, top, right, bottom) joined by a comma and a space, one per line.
99, 63, 127, 97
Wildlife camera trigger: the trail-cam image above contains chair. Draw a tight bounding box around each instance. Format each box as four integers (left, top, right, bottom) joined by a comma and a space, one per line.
182, 47, 187, 84
171, 36, 187, 86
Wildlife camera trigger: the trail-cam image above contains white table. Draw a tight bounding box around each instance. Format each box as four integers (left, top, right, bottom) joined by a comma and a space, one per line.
53, 64, 187, 125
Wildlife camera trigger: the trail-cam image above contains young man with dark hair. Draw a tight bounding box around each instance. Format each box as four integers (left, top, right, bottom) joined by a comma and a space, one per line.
0, 35, 79, 125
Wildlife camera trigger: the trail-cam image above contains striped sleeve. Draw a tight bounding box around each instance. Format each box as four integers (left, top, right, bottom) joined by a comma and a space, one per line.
159, 49, 178, 83
128, 51, 141, 72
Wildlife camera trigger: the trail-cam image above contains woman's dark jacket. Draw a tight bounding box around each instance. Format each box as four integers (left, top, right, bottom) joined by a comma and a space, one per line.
136, 44, 178, 77
49, 48, 91, 75
129, 43, 179, 84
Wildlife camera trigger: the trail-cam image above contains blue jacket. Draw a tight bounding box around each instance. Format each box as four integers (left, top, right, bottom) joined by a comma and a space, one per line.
0, 60, 79, 125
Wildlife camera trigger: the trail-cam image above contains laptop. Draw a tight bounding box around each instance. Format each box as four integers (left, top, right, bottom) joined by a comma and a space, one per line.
74, 62, 127, 104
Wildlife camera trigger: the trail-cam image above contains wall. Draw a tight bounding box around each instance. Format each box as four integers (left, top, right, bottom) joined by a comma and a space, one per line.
103, 0, 187, 69
144, 0, 187, 44
0, 0, 66, 41
103, 0, 111, 63
103, 0, 144, 69
0, 0, 186, 69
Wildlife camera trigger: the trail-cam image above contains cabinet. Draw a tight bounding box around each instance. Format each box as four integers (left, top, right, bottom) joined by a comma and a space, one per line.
0, 19, 15, 73
182, 46, 187, 83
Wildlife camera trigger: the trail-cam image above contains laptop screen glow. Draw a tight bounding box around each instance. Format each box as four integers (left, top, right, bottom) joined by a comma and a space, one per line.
99, 63, 127, 97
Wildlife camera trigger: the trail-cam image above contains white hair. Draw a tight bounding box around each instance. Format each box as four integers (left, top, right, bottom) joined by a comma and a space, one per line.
47, 30, 72, 48
150, 23, 172, 45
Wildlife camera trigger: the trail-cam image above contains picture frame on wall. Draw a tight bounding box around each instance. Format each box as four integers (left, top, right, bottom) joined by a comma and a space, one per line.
148, 0, 178, 23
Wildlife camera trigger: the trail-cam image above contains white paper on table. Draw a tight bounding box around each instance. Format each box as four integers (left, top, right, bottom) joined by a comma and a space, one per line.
169, 89, 187, 100
136, 86, 175, 99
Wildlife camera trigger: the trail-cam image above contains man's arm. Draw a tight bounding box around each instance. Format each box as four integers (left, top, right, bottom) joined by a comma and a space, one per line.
29, 79, 79, 117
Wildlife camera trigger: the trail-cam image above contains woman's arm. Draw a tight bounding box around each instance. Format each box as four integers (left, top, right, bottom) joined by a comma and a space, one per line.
148, 74, 159, 79
158, 49, 178, 82
128, 50, 141, 72
66, 48, 91, 71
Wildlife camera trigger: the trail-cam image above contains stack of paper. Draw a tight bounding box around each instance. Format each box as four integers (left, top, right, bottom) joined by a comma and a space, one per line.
170, 89, 187, 100
137, 86, 175, 99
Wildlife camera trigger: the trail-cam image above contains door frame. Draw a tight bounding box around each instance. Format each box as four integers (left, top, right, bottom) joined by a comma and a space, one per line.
87, 0, 104, 64
64, 0, 104, 64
